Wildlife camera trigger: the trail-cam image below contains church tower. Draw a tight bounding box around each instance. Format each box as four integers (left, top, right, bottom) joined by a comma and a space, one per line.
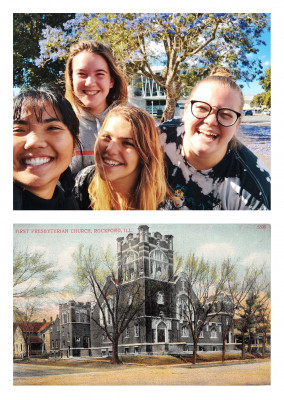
116, 226, 178, 354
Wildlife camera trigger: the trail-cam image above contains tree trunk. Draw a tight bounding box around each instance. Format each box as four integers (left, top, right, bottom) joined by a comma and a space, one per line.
222, 338, 226, 362
160, 84, 178, 123
262, 332, 266, 358
241, 333, 246, 360
111, 340, 121, 364
248, 331, 252, 355
192, 340, 198, 364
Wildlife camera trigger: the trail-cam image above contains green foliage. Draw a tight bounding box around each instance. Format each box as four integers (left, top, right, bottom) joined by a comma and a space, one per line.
251, 66, 271, 108
13, 13, 75, 89
260, 66, 271, 92
251, 92, 266, 108
13, 247, 57, 298
14, 13, 270, 120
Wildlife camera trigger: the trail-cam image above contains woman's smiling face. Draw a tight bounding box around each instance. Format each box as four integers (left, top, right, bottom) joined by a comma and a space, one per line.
72, 51, 114, 114
183, 81, 241, 169
96, 115, 141, 194
13, 102, 74, 199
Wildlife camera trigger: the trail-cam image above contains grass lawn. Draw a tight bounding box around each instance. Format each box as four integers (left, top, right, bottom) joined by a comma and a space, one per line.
14, 352, 270, 368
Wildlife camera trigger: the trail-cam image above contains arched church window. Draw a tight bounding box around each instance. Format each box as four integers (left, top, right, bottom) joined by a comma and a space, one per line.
150, 250, 168, 279
157, 291, 164, 305
123, 251, 138, 281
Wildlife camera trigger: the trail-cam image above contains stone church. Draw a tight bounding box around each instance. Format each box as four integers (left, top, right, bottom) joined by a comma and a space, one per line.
51, 225, 235, 358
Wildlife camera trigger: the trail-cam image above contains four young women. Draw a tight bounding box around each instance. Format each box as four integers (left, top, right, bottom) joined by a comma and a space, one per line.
13, 41, 271, 210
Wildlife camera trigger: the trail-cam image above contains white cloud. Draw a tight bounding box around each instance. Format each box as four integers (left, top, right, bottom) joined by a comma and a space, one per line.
240, 252, 270, 269
196, 242, 235, 263
56, 246, 77, 271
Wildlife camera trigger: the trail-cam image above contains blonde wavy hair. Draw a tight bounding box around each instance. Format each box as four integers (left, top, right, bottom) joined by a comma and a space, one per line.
88, 105, 173, 210
65, 40, 128, 115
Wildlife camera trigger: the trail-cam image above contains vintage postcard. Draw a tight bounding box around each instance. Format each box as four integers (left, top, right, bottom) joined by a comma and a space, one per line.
13, 223, 270, 385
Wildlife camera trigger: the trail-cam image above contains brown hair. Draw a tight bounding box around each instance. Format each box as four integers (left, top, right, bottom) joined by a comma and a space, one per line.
185, 66, 244, 149
65, 40, 128, 115
188, 66, 244, 112
88, 105, 173, 210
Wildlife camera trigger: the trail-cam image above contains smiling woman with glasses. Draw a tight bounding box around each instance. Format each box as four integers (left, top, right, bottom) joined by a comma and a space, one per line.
159, 67, 271, 210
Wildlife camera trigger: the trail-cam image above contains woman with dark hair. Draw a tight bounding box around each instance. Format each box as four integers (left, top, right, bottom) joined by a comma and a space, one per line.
13, 87, 80, 210
65, 40, 128, 175
160, 67, 271, 210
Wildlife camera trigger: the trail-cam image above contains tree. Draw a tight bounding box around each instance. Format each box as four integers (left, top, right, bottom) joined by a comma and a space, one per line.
72, 244, 145, 364
181, 253, 227, 364
220, 260, 264, 362
13, 247, 57, 300
35, 13, 269, 121
13, 13, 75, 89
13, 247, 57, 357
255, 292, 271, 358
251, 66, 271, 109
250, 93, 266, 108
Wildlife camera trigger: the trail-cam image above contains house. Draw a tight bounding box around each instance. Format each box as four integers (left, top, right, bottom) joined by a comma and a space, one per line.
13, 324, 27, 359
13, 318, 53, 357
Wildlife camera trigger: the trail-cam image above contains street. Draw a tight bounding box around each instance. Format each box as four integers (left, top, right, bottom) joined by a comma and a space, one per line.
13, 359, 270, 385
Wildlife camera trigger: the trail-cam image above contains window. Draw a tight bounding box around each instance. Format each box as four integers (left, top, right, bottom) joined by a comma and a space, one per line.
157, 291, 164, 305
20, 343, 23, 351
134, 323, 139, 337
182, 326, 189, 337
128, 295, 133, 306
124, 347, 130, 354
62, 313, 69, 324
124, 252, 138, 282
51, 340, 54, 349
210, 328, 217, 338
76, 311, 80, 322
150, 250, 168, 279
199, 330, 204, 338
125, 327, 130, 338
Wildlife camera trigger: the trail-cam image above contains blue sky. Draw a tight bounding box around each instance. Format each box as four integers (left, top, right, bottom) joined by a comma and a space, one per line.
238, 28, 271, 95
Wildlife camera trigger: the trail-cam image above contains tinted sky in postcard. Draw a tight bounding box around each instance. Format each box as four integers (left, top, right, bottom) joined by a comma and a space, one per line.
14, 223, 271, 275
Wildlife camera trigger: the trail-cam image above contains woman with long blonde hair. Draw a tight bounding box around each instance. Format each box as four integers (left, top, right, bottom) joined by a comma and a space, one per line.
73, 105, 176, 210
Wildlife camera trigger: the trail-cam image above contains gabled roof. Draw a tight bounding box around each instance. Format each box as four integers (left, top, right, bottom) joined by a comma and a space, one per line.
16, 322, 47, 333
38, 321, 53, 333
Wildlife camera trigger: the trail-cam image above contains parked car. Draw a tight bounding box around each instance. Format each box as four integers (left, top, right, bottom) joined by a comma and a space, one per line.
244, 110, 253, 116
263, 110, 271, 115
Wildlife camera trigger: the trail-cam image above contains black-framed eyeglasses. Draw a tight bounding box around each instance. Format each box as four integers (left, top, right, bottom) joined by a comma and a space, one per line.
190, 100, 241, 127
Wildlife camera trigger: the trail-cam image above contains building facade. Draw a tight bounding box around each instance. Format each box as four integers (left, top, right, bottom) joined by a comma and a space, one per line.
58, 301, 91, 358
51, 226, 235, 358
90, 226, 234, 357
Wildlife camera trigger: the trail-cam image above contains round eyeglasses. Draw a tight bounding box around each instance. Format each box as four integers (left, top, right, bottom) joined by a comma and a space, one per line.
190, 100, 241, 127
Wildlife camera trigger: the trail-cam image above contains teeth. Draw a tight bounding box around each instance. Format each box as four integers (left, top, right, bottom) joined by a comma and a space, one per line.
24, 157, 51, 166
104, 159, 121, 166
199, 130, 218, 137
85, 91, 99, 95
